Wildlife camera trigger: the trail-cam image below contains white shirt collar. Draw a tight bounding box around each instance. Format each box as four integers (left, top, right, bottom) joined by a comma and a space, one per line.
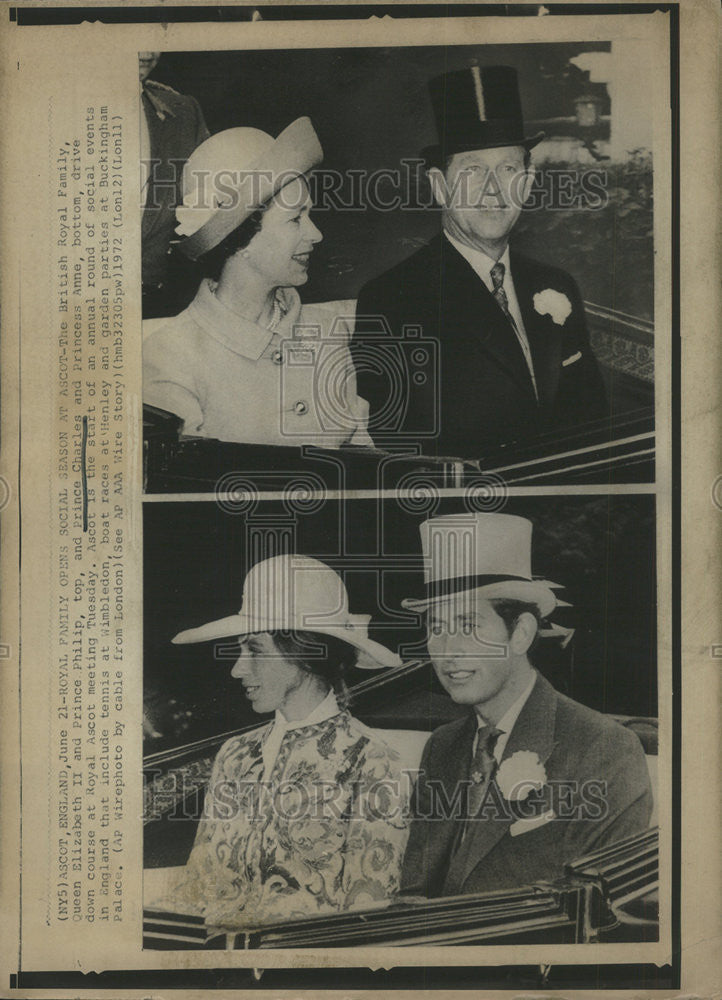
475, 670, 537, 763
443, 229, 511, 294
443, 229, 537, 397
274, 689, 340, 732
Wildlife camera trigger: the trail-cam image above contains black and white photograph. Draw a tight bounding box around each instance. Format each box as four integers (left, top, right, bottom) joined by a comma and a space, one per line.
142, 494, 660, 950
141, 41, 657, 491
137, 21, 670, 978
10, 1, 716, 994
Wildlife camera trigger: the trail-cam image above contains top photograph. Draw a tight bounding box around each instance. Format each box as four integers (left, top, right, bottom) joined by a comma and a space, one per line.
140, 41, 659, 493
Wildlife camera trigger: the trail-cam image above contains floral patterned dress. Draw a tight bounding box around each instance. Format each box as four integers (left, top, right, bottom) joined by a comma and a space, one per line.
176, 710, 410, 928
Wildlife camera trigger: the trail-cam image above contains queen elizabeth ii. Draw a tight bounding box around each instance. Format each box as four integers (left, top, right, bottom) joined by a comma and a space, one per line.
143, 118, 370, 448
167, 554, 410, 929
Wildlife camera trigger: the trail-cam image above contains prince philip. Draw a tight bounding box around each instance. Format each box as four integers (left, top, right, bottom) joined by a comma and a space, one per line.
352, 66, 608, 458
400, 512, 652, 898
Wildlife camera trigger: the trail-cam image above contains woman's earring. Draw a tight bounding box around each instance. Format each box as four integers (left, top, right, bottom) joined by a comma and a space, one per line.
241, 249, 251, 259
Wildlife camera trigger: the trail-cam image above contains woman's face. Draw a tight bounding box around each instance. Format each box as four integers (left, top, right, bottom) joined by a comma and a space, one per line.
242, 175, 322, 288
230, 632, 311, 717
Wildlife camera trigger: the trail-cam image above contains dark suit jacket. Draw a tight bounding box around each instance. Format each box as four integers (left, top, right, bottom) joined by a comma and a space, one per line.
352, 234, 608, 459
142, 79, 209, 293
400, 672, 653, 898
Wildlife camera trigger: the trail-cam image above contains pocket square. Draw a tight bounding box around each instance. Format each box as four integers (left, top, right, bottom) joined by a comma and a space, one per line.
509, 810, 555, 837
562, 351, 582, 367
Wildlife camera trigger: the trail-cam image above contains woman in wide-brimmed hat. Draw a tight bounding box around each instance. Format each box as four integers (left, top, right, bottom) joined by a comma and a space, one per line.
143, 119, 371, 449
167, 554, 409, 929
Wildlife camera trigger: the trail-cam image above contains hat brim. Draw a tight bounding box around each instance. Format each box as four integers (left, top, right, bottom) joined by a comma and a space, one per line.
422, 131, 546, 164
178, 116, 323, 260
171, 614, 401, 670
401, 578, 560, 619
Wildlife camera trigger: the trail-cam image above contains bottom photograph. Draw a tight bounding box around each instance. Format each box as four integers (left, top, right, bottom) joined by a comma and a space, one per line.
142, 493, 659, 950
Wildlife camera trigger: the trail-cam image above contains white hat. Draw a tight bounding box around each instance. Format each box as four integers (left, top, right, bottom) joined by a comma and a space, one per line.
175, 117, 323, 260
172, 554, 401, 670
401, 513, 565, 619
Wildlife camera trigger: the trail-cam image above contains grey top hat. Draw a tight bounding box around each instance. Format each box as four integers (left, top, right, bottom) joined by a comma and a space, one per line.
401, 513, 567, 622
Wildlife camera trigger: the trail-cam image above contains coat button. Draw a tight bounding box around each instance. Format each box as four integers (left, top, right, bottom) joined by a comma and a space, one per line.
294, 400, 308, 416
271, 350, 283, 365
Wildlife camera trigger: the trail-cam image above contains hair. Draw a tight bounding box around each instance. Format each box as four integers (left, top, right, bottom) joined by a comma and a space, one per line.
267, 629, 358, 710
196, 208, 266, 281
488, 598, 541, 654
426, 145, 532, 173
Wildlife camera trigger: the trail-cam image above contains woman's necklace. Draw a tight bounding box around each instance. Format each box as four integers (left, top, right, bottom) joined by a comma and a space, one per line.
210, 279, 288, 332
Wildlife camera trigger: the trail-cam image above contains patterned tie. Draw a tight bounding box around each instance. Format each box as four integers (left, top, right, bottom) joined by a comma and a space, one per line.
468, 724, 502, 818
451, 725, 502, 850
489, 261, 538, 401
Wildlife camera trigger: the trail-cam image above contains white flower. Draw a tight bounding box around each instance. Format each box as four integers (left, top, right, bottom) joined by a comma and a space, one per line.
496, 751, 547, 802
533, 289, 572, 326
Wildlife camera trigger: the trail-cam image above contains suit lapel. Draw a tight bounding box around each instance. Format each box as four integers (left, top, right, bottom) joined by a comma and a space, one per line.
439, 238, 538, 402
511, 253, 563, 411
455, 673, 558, 891
439, 711, 477, 788
429, 713, 476, 883
498, 672, 558, 767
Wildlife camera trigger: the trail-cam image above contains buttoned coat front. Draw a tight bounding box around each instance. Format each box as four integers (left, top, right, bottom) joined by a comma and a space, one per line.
143, 281, 370, 448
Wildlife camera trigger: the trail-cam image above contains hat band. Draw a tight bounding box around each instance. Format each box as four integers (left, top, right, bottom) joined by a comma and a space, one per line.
425, 574, 532, 601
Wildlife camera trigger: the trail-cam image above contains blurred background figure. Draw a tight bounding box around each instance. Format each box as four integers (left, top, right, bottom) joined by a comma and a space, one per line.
140, 51, 210, 318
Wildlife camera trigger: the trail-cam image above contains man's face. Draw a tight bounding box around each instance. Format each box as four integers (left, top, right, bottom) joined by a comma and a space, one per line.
430, 145, 534, 255
427, 594, 517, 708
139, 52, 160, 83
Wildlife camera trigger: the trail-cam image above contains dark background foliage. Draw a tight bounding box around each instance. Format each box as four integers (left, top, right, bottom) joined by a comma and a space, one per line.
514, 153, 654, 319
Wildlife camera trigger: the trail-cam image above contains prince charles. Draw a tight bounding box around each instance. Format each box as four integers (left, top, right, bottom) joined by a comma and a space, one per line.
400, 513, 652, 898
352, 66, 608, 459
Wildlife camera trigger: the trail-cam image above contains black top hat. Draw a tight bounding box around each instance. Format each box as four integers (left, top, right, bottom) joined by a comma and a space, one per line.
424, 65, 545, 164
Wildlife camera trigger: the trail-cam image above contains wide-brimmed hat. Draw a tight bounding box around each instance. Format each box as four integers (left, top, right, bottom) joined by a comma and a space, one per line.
172, 554, 401, 670
175, 117, 323, 260
402, 513, 564, 620
423, 65, 545, 164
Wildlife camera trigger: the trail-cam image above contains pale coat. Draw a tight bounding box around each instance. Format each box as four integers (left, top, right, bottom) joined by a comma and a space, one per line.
143, 280, 371, 448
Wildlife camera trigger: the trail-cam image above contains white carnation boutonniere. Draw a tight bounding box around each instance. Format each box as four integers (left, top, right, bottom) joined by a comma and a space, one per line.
496, 751, 547, 802
533, 289, 572, 326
